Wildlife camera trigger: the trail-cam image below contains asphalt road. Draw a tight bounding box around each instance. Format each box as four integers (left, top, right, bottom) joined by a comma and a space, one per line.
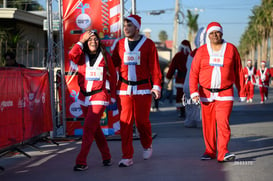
1, 87, 273, 181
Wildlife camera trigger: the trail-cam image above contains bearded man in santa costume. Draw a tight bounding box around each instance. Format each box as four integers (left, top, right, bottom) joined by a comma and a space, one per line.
112, 15, 162, 167
243, 59, 256, 103
190, 22, 246, 162
166, 40, 192, 118
256, 61, 271, 104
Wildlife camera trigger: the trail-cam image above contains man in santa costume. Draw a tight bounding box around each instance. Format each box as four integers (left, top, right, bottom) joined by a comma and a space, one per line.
112, 15, 162, 167
243, 60, 256, 103
166, 40, 191, 118
190, 22, 246, 162
256, 61, 271, 103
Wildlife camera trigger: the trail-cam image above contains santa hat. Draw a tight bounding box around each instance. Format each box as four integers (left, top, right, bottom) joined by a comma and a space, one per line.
247, 59, 252, 64
179, 40, 192, 54
125, 15, 141, 29
261, 61, 266, 65
206, 22, 223, 35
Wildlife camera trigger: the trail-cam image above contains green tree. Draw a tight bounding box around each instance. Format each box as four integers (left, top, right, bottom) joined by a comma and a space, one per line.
158, 30, 168, 44
239, 0, 273, 67
186, 10, 198, 47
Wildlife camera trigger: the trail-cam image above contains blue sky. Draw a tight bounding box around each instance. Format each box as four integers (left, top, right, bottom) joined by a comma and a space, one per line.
39, 0, 261, 46
131, 0, 261, 46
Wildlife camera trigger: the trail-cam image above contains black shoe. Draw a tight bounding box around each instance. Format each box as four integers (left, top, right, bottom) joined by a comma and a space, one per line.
201, 154, 213, 160
73, 164, 88, 171
223, 153, 235, 162
103, 159, 113, 166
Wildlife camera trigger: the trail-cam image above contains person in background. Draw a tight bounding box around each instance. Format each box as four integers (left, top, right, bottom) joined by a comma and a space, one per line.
183, 27, 206, 128
112, 14, 162, 167
166, 40, 191, 118
243, 59, 256, 103
190, 22, 246, 162
256, 61, 271, 104
69, 30, 117, 171
160, 63, 173, 104
4, 51, 25, 67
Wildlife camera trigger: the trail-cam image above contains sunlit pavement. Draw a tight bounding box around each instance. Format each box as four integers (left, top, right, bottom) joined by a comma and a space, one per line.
1, 87, 273, 181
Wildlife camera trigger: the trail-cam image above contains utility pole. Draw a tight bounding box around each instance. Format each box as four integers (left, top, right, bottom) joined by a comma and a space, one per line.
131, 0, 136, 14
172, 0, 180, 58
3, 0, 7, 8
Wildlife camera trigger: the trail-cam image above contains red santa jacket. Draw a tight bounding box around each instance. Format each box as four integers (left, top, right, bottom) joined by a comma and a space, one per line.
166, 50, 189, 88
190, 42, 246, 102
112, 36, 162, 95
69, 42, 117, 106
256, 68, 271, 87
243, 66, 256, 85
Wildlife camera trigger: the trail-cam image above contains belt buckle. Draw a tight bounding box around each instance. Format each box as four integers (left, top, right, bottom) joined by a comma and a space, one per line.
211, 89, 217, 93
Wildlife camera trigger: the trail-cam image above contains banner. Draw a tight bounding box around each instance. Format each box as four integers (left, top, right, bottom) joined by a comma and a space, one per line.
62, 0, 121, 136
0, 68, 53, 150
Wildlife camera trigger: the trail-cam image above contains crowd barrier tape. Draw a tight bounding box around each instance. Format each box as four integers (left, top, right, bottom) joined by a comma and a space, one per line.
0, 67, 53, 150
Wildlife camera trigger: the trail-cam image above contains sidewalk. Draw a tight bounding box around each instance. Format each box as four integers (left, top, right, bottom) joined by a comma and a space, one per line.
0, 87, 273, 181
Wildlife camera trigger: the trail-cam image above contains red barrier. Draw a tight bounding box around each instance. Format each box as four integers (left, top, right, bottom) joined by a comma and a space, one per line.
0, 68, 53, 150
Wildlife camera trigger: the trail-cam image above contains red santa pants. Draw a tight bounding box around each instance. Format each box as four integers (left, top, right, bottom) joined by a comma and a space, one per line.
245, 82, 254, 100
117, 94, 152, 159
76, 105, 111, 165
176, 87, 185, 110
201, 100, 233, 161
259, 86, 268, 102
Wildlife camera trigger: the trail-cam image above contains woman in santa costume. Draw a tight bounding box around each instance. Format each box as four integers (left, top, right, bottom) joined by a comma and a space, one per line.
256, 61, 271, 104
190, 22, 246, 162
112, 15, 162, 167
69, 30, 117, 171
243, 59, 256, 103
166, 40, 191, 118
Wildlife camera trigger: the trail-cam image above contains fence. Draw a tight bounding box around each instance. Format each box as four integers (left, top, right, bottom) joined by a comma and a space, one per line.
0, 40, 50, 68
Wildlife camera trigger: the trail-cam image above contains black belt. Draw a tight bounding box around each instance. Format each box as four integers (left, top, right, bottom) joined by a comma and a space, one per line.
119, 76, 149, 86
80, 88, 103, 96
204, 85, 233, 93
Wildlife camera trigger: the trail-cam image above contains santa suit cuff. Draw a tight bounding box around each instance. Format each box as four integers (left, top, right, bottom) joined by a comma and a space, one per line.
77, 42, 84, 49
190, 92, 199, 99
152, 85, 161, 92
239, 97, 246, 102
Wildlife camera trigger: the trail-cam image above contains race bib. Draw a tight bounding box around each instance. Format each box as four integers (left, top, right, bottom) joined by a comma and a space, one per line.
209, 55, 224, 67
86, 67, 103, 81
124, 52, 141, 65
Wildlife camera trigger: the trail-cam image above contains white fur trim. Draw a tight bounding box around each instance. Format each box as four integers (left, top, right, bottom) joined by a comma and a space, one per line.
152, 85, 161, 92
126, 17, 140, 29
207, 26, 223, 35
117, 89, 151, 95
77, 42, 84, 49
190, 92, 199, 99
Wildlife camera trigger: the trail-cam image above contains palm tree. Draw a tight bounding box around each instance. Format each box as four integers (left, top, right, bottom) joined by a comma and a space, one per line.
239, 0, 273, 67
186, 10, 198, 48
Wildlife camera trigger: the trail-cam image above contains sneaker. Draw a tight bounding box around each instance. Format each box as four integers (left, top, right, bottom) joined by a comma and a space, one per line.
223, 153, 235, 162
201, 154, 213, 160
73, 164, 88, 171
118, 159, 133, 167
260, 101, 264, 104
246, 99, 249, 103
265, 97, 268, 101
143, 147, 153, 160
249, 98, 253, 103
103, 159, 113, 166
